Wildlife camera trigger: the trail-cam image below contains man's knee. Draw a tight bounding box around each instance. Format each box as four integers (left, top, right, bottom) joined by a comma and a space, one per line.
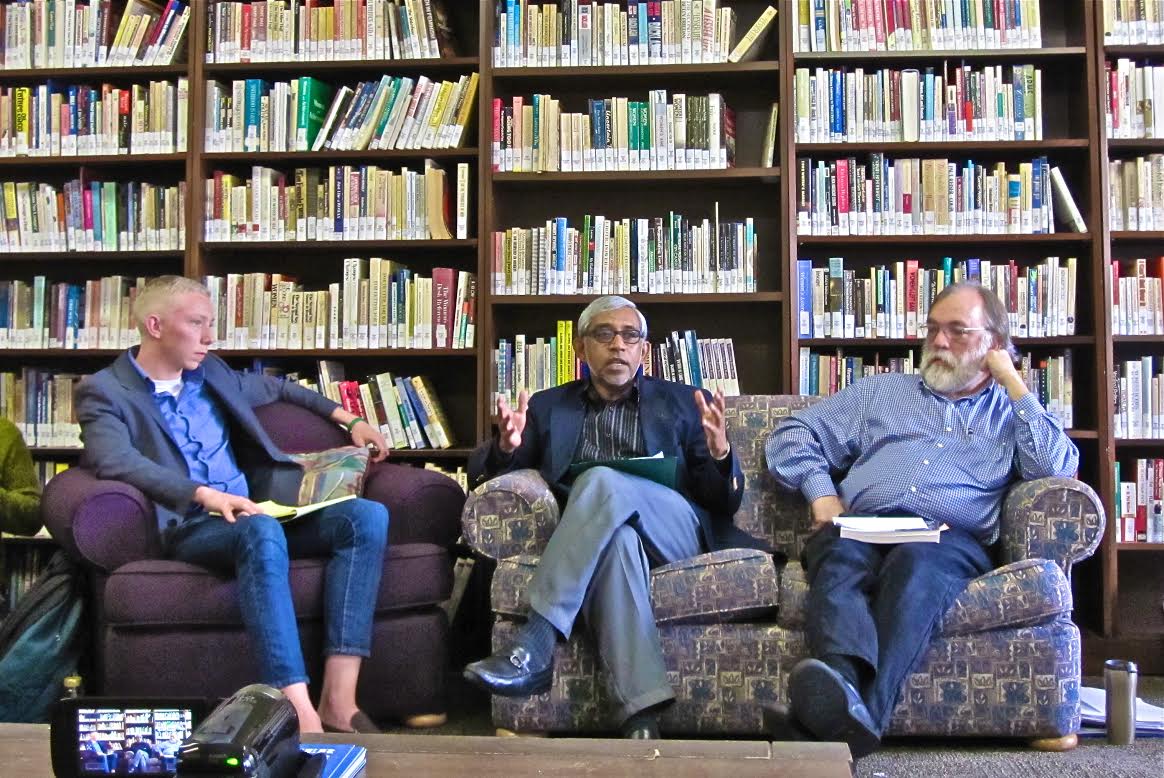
571, 465, 624, 499
350, 498, 389, 549
237, 514, 288, 554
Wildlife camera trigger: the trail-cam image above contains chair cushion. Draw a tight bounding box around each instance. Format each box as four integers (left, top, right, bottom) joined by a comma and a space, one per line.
104, 543, 451, 627
490, 549, 779, 625
775, 558, 1072, 636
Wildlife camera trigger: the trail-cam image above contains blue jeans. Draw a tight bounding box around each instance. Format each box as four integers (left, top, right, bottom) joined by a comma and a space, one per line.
164, 497, 389, 688
800, 525, 992, 734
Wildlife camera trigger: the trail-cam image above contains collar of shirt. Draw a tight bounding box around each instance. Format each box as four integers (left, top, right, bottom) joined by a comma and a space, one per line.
915, 375, 1000, 405
583, 374, 641, 408
127, 348, 206, 400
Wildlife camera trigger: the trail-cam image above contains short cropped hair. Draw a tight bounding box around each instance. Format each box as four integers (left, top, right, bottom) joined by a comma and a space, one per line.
930, 281, 1017, 358
132, 276, 210, 334
577, 295, 648, 339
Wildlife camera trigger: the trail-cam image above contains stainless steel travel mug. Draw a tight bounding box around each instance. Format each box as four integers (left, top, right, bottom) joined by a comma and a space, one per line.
1104, 659, 1138, 745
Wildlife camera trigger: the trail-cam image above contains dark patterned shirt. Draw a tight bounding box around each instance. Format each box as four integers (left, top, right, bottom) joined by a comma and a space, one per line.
572, 382, 646, 463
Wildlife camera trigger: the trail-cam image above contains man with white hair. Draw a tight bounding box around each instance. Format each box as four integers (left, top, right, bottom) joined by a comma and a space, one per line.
764, 282, 1078, 757
462, 295, 765, 739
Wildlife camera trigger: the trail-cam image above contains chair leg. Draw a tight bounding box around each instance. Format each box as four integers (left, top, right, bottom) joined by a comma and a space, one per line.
1029, 733, 1078, 752
403, 713, 448, 729
495, 728, 548, 737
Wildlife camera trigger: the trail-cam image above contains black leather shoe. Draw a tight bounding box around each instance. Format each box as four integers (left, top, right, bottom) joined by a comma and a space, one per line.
463, 643, 553, 697
788, 658, 881, 759
621, 717, 660, 739
760, 702, 815, 742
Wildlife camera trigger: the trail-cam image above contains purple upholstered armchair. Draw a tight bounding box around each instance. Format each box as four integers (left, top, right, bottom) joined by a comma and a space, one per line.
41, 401, 466, 727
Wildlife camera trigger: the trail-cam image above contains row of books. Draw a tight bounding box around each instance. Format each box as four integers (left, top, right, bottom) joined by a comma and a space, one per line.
795, 255, 1079, 340
798, 346, 1074, 427
1103, 0, 1164, 46
0, 368, 81, 448
491, 91, 736, 173
206, 0, 460, 63
0, 79, 190, 158
1114, 459, 1164, 543
1104, 60, 1164, 141
0, 178, 186, 253
491, 208, 757, 296
0, 275, 146, 350
424, 462, 467, 492
1115, 357, 1164, 440
307, 362, 456, 449
204, 266, 477, 352
792, 0, 1043, 53
492, 1, 777, 67
1108, 156, 1164, 232
795, 155, 1086, 236
204, 72, 478, 154
1109, 258, 1164, 336
0, 0, 191, 69
797, 347, 917, 395
793, 63, 1044, 144
202, 161, 469, 243
493, 325, 740, 406
2, 542, 54, 615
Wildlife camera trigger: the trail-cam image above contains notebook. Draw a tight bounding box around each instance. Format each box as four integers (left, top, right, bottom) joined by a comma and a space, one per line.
831, 515, 948, 544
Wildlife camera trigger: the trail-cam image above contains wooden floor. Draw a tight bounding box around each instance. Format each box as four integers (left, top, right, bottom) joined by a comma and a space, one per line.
1, 724, 853, 777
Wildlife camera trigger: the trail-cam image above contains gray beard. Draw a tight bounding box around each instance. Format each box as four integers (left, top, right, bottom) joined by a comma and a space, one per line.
921, 341, 990, 395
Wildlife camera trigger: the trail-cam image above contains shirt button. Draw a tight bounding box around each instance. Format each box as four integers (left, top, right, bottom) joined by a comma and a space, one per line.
910, 486, 918, 492
1018, 410, 1026, 416
945, 426, 953, 432
937, 443, 944, 448
923, 459, 929, 465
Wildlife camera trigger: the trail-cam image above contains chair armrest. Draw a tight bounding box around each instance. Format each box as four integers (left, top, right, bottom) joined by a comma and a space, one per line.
1000, 476, 1105, 575
460, 469, 560, 562
362, 462, 465, 548
42, 468, 161, 574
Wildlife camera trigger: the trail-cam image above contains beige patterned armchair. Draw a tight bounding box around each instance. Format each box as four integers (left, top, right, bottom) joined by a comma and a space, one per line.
460, 396, 1104, 742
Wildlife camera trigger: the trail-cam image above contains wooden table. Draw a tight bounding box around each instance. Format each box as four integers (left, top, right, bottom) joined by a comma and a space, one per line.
3, 724, 853, 777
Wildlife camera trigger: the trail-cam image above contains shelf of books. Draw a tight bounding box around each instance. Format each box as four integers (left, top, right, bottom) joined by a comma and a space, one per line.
1098, 0, 1164, 652
482, 0, 782, 436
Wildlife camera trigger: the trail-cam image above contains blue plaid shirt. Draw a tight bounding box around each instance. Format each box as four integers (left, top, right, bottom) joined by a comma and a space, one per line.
765, 373, 1079, 543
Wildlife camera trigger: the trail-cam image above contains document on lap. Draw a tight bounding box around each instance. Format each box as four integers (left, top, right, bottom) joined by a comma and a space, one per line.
832, 515, 949, 544
210, 494, 358, 522
567, 452, 679, 491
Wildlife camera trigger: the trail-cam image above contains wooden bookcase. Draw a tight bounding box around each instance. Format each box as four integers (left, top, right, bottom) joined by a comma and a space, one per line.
0, 0, 1158, 671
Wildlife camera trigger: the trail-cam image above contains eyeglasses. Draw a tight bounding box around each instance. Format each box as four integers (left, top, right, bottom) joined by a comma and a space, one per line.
586, 326, 645, 345
925, 323, 988, 341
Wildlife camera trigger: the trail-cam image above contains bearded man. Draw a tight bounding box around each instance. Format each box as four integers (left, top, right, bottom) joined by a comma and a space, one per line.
763, 282, 1078, 757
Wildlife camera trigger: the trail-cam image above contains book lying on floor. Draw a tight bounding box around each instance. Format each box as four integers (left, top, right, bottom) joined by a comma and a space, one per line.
831, 515, 948, 544
1076, 686, 1164, 738
300, 743, 367, 778
567, 452, 678, 490
210, 494, 357, 522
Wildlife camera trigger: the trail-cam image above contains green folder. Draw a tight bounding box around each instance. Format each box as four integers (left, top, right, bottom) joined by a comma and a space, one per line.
567, 456, 678, 491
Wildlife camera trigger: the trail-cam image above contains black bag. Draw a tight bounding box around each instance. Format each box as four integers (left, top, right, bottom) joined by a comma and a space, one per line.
0, 550, 86, 722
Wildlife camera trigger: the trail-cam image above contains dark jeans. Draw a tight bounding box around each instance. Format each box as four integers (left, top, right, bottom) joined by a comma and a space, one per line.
800, 524, 992, 734
165, 498, 389, 688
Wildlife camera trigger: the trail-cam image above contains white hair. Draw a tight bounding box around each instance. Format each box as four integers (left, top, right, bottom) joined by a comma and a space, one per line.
577, 295, 648, 338
132, 276, 210, 334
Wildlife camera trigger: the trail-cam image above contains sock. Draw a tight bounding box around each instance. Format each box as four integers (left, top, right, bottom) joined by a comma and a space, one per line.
821, 653, 864, 690
513, 611, 557, 667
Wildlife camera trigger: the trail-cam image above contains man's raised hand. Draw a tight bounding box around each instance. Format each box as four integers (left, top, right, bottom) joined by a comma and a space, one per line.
497, 390, 529, 454
693, 388, 730, 460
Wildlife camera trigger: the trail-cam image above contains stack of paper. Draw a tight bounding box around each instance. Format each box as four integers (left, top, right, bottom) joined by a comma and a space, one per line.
831, 515, 947, 544
1077, 686, 1164, 738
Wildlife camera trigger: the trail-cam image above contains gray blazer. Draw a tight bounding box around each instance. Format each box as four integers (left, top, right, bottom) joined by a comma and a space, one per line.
76, 350, 340, 533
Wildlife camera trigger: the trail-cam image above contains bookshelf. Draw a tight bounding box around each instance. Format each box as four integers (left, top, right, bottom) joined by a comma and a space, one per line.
0, 0, 1157, 671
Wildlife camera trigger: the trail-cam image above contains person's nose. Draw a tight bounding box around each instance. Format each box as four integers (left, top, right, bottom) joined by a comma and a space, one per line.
929, 326, 950, 350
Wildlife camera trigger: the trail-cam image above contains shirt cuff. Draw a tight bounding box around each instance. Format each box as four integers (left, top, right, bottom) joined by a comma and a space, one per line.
1010, 391, 1046, 423
713, 447, 734, 475
487, 437, 516, 470
801, 472, 839, 504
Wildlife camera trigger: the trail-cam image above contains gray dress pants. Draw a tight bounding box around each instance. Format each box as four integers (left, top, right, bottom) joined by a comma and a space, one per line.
528, 466, 704, 721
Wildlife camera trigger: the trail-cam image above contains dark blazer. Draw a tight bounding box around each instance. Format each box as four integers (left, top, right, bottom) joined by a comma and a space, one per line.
75, 350, 340, 533
470, 375, 763, 552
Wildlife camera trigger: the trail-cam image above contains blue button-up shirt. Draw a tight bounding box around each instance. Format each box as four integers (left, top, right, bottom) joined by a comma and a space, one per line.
765, 373, 1079, 543
129, 352, 250, 498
